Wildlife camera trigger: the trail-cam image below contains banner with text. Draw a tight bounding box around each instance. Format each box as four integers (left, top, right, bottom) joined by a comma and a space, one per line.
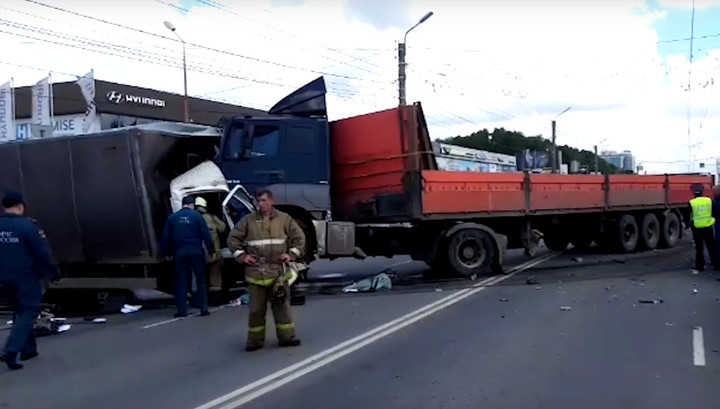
0, 80, 13, 142
31, 75, 53, 138
75, 70, 96, 133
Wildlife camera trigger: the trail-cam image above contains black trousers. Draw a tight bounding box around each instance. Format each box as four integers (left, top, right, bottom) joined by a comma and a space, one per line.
692, 227, 717, 270
174, 254, 208, 315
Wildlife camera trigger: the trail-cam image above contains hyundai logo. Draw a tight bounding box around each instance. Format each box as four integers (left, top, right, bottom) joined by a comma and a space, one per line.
106, 91, 123, 104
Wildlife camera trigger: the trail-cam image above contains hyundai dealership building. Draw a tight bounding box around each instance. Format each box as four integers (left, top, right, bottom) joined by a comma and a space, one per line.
9, 79, 264, 140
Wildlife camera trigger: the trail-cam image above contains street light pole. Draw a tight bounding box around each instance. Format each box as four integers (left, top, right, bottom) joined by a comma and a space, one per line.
164, 20, 189, 123
399, 11, 433, 106
551, 106, 571, 173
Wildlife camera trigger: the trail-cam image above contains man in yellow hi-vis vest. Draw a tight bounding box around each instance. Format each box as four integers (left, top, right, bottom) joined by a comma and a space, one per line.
688, 184, 718, 273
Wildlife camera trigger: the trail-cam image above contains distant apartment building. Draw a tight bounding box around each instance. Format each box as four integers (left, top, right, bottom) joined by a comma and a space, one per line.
600, 150, 635, 172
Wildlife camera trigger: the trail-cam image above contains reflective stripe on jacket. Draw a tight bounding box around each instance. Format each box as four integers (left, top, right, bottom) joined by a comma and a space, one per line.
227, 209, 305, 287
690, 197, 715, 228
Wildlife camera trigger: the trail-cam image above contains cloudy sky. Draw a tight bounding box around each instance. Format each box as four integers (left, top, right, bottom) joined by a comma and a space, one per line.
1, 0, 719, 173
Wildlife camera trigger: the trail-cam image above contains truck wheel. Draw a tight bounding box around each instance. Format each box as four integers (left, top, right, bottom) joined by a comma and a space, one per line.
639, 213, 660, 250
659, 212, 680, 248
616, 214, 639, 253
543, 230, 569, 251
447, 229, 496, 277
293, 218, 317, 264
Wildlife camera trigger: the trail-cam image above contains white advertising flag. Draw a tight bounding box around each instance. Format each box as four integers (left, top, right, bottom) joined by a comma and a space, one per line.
0, 80, 14, 142
75, 70, 96, 133
31, 75, 53, 137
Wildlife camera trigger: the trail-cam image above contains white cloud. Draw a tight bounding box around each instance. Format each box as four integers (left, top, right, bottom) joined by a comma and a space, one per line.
0, 0, 718, 174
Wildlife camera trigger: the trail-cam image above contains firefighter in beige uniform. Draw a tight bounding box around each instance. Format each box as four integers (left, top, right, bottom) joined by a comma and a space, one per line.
195, 197, 227, 290
228, 189, 305, 351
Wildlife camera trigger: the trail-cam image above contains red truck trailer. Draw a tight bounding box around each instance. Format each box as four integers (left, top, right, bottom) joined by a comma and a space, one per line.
327, 103, 710, 276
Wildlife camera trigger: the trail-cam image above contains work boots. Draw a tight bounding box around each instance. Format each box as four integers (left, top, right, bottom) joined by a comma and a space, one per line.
0, 352, 23, 370
279, 339, 301, 348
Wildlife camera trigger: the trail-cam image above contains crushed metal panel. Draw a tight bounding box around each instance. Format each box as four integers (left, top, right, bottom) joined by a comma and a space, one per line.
169, 161, 229, 212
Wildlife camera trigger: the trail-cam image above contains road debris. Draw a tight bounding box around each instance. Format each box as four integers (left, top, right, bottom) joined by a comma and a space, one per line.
571, 257, 583, 263
638, 299, 664, 304
435, 288, 443, 292
665, 322, 674, 327
470, 274, 478, 281
120, 304, 142, 314
560, 306, 572, 311
693, 288, 698, 295
83, 317, 107, 324
56, 324, 71, 333
535, 286, 542, 290
499, 298, 509, 302
33, 311, 70, 336
342, 272, 393, 293
229, 294, 250, 307
526, 277, 539, 285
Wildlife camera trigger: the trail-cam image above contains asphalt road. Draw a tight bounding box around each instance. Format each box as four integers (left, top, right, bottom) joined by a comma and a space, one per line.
2, 239, 720, 409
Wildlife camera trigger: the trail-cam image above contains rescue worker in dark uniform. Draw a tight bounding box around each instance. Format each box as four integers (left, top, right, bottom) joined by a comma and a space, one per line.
0, 190, 59, 370
228, 189, 305, 352
161, 195, 214, 318
713, 185, 720, 261
686, 184, 719, 273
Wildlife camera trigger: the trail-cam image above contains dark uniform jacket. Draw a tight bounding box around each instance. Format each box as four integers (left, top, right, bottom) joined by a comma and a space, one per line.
227, 209, 305, 287
0, 213, 59, 282
161, 208, 214, 258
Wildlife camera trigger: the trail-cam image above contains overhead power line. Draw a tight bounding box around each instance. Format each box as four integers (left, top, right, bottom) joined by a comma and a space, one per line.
21, 0, 394, 85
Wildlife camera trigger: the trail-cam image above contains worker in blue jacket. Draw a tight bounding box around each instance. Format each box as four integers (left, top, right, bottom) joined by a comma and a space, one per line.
0, 190, 59, 371
161, 195, 215, 318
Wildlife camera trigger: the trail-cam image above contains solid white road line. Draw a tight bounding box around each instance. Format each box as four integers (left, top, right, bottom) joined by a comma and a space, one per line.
694, 326, 706, 367
142, 305, 228, 330
195, 251, 560, 409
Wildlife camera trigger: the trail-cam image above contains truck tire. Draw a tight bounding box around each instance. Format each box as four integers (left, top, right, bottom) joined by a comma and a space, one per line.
616, 214, 639, 253
293, 218, 317, 264
543, 230, 569, 251
639, 213, 660, 250
659, 212, 681, 248
446, 229, 496, 277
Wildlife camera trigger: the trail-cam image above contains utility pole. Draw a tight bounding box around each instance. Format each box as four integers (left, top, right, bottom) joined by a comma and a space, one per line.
164, 21, 189, 123
552, 119, 557, 173
551, 107, 571, 173
398, 11, 433, 106
594, 145, 599, 174
398, 43, 406, 106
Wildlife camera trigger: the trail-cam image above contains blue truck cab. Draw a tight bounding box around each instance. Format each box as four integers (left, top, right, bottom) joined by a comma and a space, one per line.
217, 77, 344, 259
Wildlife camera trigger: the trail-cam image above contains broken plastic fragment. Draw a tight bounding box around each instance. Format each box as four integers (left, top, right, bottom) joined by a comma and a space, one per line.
56, 324, 71, 333
121, 304, 142, 314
